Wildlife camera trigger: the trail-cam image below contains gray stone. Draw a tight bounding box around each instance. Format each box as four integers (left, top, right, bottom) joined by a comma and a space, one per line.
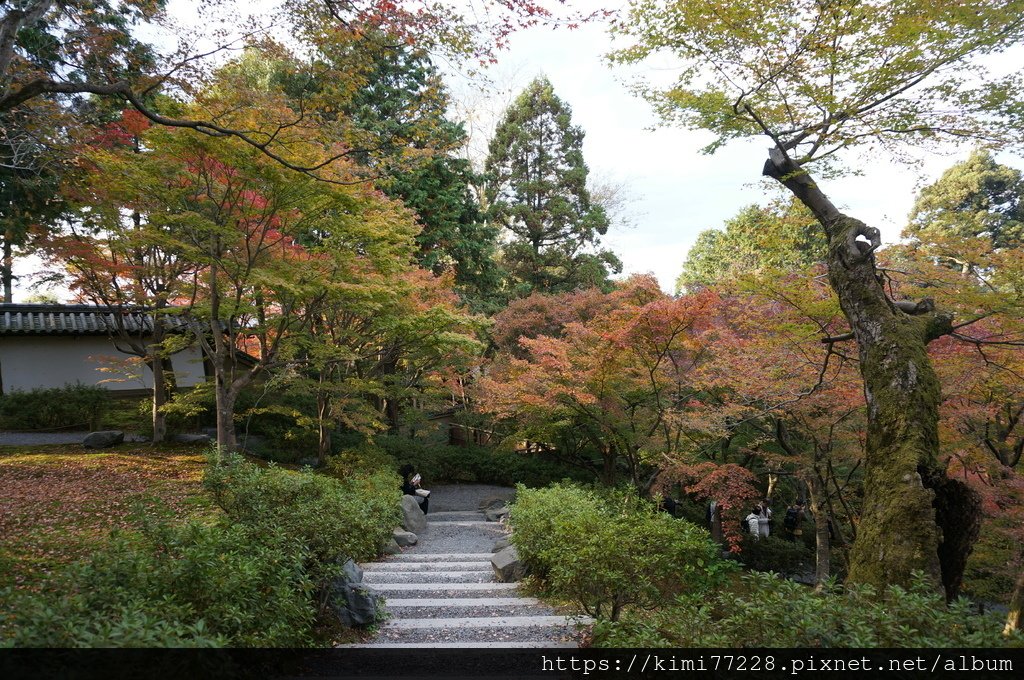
297, 456, 320, 468
82, 430, 124, 449
491, 545, 525, 583
328, 557, 380, 627
484, 503, 509, 522
479, 495, 512, 512
330, 582, 381, 627
492, 537, 510, 552
401, 495, 427, 533
342, 558, 363, 584
383, 539, 401, 555
393, 529, 418, 547
170, 433, 211, 444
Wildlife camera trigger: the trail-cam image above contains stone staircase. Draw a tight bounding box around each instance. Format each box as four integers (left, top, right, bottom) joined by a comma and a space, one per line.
345, 508, 589, 648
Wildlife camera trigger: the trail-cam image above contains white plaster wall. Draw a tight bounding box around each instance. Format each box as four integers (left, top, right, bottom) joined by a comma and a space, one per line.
0, 337, 207, 393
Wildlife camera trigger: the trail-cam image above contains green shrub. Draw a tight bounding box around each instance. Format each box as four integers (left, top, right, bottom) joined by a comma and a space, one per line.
205, 455, 400, 588
1, 520, 312, 647
377, 435, 587, 487
593, 571, 1023, 648
510, 483, 732, 621
0, 383, 109, 430
734, 534, 813, 574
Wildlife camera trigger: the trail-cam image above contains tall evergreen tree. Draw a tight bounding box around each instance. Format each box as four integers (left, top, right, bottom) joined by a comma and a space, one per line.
485, 76, 621, 297
340, 41, 501, 309
905, 150, 1024, 270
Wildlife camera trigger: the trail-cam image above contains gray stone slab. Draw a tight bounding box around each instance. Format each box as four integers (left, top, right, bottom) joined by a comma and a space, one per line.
361, 561, 491, 572
388, 553, 494, 561
363, 571, 496, 584
384, 598, 541, 607
367, 582, 518, 592
383, 615, 592, 629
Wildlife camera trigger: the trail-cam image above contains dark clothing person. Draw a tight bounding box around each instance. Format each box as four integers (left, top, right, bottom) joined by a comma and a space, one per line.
399, 464, 429, 514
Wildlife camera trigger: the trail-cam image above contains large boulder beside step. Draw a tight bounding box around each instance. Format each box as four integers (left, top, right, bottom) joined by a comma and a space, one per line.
328, 558, 380, 627
82, 431, 124, 449
400, 495, 427, 533
491, 545, 525, 583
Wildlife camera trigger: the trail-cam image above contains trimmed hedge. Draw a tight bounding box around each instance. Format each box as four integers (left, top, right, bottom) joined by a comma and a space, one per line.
509, 483, 732, 621
0, 383, 108, 431
593, 572, 1023, 648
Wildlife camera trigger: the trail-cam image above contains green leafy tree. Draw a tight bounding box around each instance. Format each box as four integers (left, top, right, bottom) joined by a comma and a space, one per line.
906, 149, 1024, 272
612, 0, 1024, 597
677, 199, 826, 293
339, 41, 502, 309
485, 76, 621, 297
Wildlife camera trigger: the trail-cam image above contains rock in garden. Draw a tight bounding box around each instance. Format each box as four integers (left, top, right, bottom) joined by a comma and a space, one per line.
170, 433, 211, 444
400, 495, 427, 533
82, 430, 124, 449
297, 456, 320, 468
492, 537, 510, 552
479, 495, 512, 511
383, 539, 401, 555
484, 503, 510, 522
491, 545, 525, 583
341, 558, 363, 584
393, 529, 418, 547
327, 557, 380, 627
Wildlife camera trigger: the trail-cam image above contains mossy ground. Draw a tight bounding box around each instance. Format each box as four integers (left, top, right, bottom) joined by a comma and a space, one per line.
0, 443, 216, 591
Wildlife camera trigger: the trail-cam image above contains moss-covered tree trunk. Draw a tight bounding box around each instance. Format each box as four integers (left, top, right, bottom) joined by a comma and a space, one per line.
1006, 565, 1023, 635
807, 468, 830, 591
765, 151, 980, 598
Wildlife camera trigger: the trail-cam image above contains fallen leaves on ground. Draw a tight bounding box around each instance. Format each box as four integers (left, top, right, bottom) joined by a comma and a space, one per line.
0, 445, 214, 590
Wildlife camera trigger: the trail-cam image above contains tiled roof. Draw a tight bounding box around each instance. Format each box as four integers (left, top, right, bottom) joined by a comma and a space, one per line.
0, 304, 189, 336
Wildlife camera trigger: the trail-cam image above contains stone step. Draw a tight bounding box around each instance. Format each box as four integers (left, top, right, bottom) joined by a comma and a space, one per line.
426, 511, 487, 521
367, 582, 518, 593
388, 552, 494, 562
339, 641, 578, 648
383, 615, 591, 630
361, 561, 491, 572
371, 623, 586, 645
425, 520, 497, 527
363, 571, 496, 584
385, 597, 541, 608
387, 604, 552, 620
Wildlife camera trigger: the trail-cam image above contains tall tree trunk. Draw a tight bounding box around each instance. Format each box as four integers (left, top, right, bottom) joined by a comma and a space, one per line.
807, 468, 830, 591
149, 356, 167, 443
2, 231, 12, 303
1006, 566, 1023, 636
214, 379, 237, 453
764, 151, 981, 597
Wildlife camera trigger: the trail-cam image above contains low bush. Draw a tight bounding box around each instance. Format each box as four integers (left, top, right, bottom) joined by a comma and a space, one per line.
0, 383, 109, 430
377, 435, 587, 487
734, 534, 813, 574
1, 519, 312, 647
593, 572, 1023, 648
510, 483, 732, 621
205, 454, 400, 589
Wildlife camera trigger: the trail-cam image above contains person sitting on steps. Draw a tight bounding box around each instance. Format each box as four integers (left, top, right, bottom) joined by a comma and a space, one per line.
400, 464, 430, 515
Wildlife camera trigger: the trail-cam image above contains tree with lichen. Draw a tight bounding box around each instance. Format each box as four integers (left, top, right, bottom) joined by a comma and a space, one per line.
612, 0, 1024, 597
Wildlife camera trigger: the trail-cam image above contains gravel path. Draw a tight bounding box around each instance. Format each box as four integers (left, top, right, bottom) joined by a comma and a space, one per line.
346, 483, 588, 648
